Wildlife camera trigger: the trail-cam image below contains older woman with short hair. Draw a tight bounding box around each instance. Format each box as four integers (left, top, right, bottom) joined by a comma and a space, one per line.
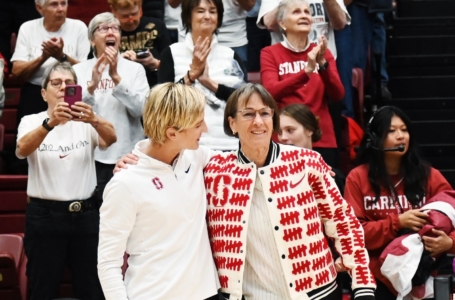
16, 62, 116, 300
260, 0, 344, 168
73, 12, 149, 196
205, 83, 375, 300
158, 0, 246, 151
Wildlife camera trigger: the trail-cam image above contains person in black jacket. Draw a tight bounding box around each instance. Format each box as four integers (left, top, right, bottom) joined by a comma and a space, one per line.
109, 0, 171, 87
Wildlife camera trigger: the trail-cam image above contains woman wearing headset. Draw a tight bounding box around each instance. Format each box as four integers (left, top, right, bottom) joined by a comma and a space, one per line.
344, 106, 453, 299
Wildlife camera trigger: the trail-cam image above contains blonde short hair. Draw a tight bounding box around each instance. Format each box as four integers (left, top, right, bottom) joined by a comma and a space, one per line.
143, 83, 206, 144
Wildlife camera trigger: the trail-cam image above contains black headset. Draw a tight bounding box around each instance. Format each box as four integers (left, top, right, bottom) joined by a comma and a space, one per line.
365, 106, 392, 150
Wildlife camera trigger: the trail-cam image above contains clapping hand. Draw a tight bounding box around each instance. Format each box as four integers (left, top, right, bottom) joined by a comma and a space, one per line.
42, 37, 64, 61
190, 36, 211, 80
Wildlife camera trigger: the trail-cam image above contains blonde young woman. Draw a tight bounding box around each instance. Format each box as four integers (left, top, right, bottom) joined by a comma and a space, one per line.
98, 83, 220, 300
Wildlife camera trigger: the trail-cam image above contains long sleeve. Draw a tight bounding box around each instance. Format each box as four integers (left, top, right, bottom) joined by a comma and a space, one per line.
319, 49, 344, 102
309, 154, 376, 298
260, 46, 310, 102
344, 170, 401, 251
98, 179, 137, 300
111, 66, 149, 118
157, 46, 175, 83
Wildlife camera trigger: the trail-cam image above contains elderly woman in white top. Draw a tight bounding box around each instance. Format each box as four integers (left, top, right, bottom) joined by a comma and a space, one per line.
16, 62, 116, 300
11, 0, 90, 123
158, 0, 247, 151
73, 12, 149, 196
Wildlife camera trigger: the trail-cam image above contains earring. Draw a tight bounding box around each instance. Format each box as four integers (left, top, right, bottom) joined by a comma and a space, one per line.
232, 130, 236, 135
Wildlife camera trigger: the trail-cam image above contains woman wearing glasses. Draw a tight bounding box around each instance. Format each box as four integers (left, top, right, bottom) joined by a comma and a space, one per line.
16, 62, 116, 300
203, 83, 375, 300
73, 12, 149, 197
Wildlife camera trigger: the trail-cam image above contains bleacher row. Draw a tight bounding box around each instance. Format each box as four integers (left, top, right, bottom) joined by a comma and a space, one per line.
0, 69, 365, 299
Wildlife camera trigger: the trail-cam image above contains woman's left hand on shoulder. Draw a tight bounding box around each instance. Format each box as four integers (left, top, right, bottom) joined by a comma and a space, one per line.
422, 228, 454, 257
70, 102, 97, 126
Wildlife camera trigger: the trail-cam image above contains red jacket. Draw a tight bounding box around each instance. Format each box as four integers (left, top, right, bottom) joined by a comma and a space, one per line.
344, 164, 452, 292
260, 42, 344, 149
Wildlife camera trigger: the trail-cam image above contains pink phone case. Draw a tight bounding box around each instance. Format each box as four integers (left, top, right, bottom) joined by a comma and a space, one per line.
64, 85, 82, 107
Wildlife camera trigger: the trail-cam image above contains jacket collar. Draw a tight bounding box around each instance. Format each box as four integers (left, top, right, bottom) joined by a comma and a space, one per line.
238, 140, 280, 167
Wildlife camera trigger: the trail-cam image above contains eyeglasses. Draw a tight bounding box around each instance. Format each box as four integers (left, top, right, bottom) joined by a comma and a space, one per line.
237, 108, 274, 120
96, 25, 120, 34
48, 79, 75, 88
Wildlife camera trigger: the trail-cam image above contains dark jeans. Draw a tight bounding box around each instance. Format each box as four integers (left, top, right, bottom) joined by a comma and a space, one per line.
17, 82, 47, 127
95, 161, 115, 199
334, 26, 354, 118
24, 200, 104, 300
246, 16, 271, 72
375, 278, 396, 299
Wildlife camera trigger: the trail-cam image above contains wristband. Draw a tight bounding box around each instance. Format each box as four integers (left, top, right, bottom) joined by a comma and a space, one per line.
187, 70, 195, 84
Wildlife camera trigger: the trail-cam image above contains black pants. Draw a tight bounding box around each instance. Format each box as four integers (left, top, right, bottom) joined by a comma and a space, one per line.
95, 161, 116, 199
17, 82, 47, 127
246, 17, 271, 72
24, 200, 104, 300
313, 147, 340, 169
375, 278, 396, 300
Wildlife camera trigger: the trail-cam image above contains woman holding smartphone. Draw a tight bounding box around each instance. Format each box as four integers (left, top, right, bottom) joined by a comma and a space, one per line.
16, 62, 117, 300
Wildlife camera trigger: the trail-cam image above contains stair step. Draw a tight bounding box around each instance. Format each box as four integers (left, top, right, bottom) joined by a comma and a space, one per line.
386, 97, 455, 110
388, 76, 455, 98
425, 157, 455, 170
388, 35, 455, 56
421, 144, 455, 157
389, 24, 455, 36
388, 64, 455, 77
388, 54, 455, 68
397, 0, 455, 18
412, 121, 455, 144
392, 16, 455, 27
404, 109, 455, 121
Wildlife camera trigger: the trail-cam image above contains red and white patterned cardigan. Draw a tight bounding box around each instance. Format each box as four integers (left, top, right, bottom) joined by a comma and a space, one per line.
204, 144, 376, 300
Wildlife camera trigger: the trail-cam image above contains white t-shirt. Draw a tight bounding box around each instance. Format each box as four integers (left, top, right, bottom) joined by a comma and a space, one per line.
164, 0, 182, 30
178, 0, 248, 47
257, 0, 350, 58
73, 56, 149, 164
17, 111, 99, 201
11, 18, 90, 86
99, 139, 220, 300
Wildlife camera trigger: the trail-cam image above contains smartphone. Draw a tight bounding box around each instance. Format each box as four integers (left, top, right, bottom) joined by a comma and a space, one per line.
136, 51, 150, 59
64, 85, 82, 107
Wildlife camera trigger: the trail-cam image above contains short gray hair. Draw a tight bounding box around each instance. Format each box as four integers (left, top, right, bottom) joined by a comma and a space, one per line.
87, 12, 120, 40
35, 0, 67, 6
41, 62, 78, 89
276, 0, 309, 34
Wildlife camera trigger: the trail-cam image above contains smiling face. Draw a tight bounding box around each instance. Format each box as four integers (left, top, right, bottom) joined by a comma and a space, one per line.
91, 22, 121, 56
112, 5, 142, 32
382, 115, 410, 156
175, 113, 208, 150
41, 69, 75, 109
190, 0, 218, 35
229, 93, 274, 155
278, 0, 312, 35
278, 114, 313, 149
